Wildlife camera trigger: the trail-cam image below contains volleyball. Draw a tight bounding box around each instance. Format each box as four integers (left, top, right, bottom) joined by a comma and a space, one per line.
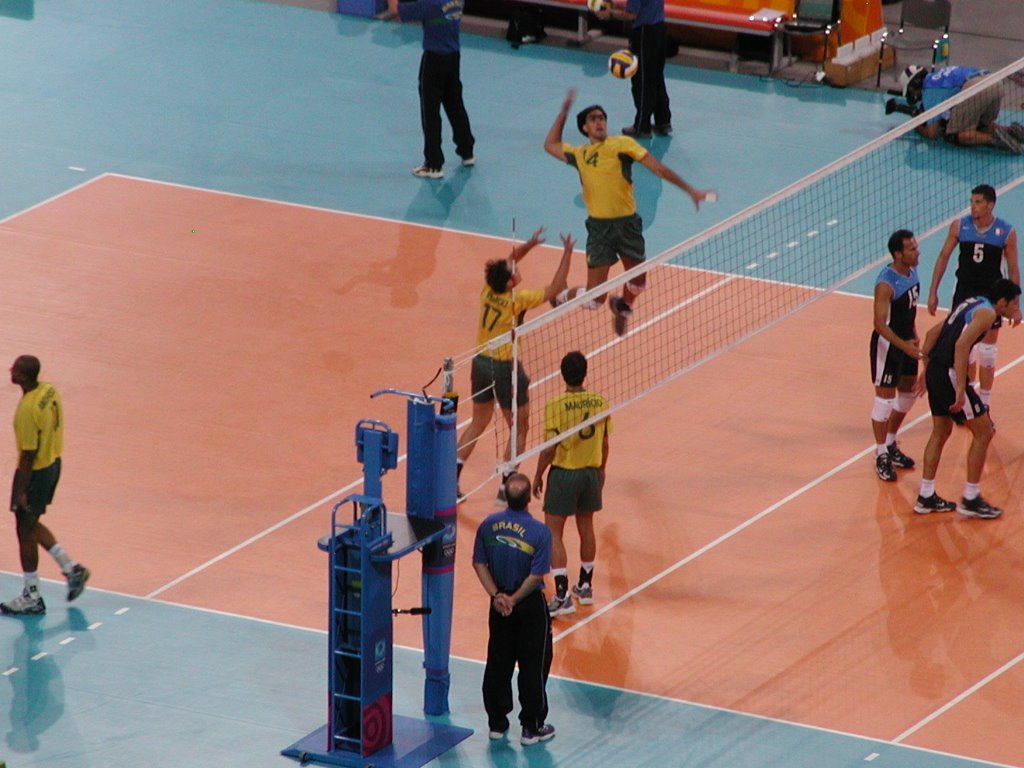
586, 0, 608, 11
608, 49, 638, 79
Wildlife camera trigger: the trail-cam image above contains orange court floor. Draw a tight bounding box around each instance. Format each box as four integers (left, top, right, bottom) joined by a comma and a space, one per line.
2, 174, 1023, 766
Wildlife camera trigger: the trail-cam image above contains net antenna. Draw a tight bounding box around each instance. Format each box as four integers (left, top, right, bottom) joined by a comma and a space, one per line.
464, 58, 1024, 476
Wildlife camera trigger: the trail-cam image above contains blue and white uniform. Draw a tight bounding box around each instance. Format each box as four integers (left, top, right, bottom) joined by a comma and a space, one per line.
870, 265, 919, 387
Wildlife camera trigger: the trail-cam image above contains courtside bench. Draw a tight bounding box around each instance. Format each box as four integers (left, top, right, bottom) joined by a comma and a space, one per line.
508, 0, 791, 72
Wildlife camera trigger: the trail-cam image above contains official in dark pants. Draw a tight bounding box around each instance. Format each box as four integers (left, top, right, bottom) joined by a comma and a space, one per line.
472, 473, 556, 746
389, 0, 476, 178
599, 0, 671, 138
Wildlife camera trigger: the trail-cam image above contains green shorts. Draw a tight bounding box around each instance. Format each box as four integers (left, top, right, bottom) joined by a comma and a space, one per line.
585, 214, 646, 268
470, 354, 529, 410
543, 466, 602, 517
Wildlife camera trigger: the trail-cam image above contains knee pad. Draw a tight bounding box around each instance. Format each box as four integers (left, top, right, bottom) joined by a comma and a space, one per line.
626, 278, 646, 295
871, 396, 895, 423
977, 343, 997, 369
968, 346, 978, 366
894, 391, 916, 414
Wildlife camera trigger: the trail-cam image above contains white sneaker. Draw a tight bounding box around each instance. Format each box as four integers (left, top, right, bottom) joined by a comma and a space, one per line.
1, 588, 46, 615
547, 593, 575, 617
412, 165, 443, 179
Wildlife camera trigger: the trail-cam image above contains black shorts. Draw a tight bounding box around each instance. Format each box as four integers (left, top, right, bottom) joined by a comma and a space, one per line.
11, 457, 61, 517
542, 466, 602, 517
925, 365, 986, 424
870, 333, 918, 387
470, 354, 529, 410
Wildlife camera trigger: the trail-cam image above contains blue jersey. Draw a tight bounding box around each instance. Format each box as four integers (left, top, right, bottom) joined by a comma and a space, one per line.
473, 509, 551, 595
921, 66, 986, 123
626, 0, 665, 27
955, 215, 1013, 295
874, 265, 919, 341
399, 0, 463, 54
929, 296, 996, 369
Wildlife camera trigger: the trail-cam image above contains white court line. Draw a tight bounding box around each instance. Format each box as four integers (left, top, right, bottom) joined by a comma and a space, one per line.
553, 348, 1024, 650
0, 174, 107, 225
894, 648, 1024, 743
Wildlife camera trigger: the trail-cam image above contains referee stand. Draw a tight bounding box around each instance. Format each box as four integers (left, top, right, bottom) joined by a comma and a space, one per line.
282, 391, 471, 767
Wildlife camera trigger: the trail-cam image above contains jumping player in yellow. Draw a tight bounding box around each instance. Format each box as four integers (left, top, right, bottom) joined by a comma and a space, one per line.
532, 351, 611, 617
457, 229, 576, 501
544, 89, 714, 336
2, 356, 89, 616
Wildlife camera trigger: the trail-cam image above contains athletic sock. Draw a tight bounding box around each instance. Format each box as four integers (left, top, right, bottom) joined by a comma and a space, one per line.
552, 570, 568, 598
875, 443, 887, 457
23, 572, 40, 592
963, 483, 980, 501
979, 389, 991, 406
919, 479, 935, 498
578, 562, 594, 586
49, 543, 74, 574
885, 433, 897, 447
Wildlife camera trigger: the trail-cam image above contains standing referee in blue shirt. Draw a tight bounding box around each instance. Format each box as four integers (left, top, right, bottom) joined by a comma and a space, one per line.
472, 473, 556, 746
387, 0, 476, 178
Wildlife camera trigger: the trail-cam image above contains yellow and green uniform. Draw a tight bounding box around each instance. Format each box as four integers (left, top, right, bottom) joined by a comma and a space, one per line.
471, 285, 546, 409
475, 285, 546, 361
15, 383, 63, 471
543, 390, 612, 469
561, 136, 648, 220
541, 389, 612, 517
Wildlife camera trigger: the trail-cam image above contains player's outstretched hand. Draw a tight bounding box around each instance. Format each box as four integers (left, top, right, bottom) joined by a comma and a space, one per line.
693, 189, 716, 210
561, 89, 576, 114
527, 226, 547, 247
560, 233, 576, 252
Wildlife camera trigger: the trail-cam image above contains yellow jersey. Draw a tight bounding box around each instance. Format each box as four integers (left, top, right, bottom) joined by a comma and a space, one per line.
561, 136, 648, 219
476, 285, 546, 361
14, 382, 63, 471
543, 389, 612, 470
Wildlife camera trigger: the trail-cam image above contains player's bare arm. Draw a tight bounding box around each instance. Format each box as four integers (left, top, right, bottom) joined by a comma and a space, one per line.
532, 445, 556, 498
544, 89, 576, 160
510, 227, 547, 263
638, 153, 714, 211
928, 220, 960, 314
952, 309, 995, 409
873, 282, 921, 358
541, 233, 576, 304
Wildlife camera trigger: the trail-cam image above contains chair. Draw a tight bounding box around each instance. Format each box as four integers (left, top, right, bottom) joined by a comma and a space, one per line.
875, 0, 952, 87
780, 0, 843, 72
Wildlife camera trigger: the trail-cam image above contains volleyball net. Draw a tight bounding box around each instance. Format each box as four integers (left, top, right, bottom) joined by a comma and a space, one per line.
439, 59, 1024, 484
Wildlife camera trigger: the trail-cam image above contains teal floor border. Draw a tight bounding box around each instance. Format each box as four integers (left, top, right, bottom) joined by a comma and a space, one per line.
0, 574, 1006, 768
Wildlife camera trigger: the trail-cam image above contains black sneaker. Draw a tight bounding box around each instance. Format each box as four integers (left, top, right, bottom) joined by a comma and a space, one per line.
621, 126, 652, 139
958, 496, 1002, 519
887, 443, 915, 469
66, 564, 90, 602
990, 126, 1024, 154
913, 493, 957, 515
609, 296, 633, 336
521, 723, 555, 746
875, 453, 896, 482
